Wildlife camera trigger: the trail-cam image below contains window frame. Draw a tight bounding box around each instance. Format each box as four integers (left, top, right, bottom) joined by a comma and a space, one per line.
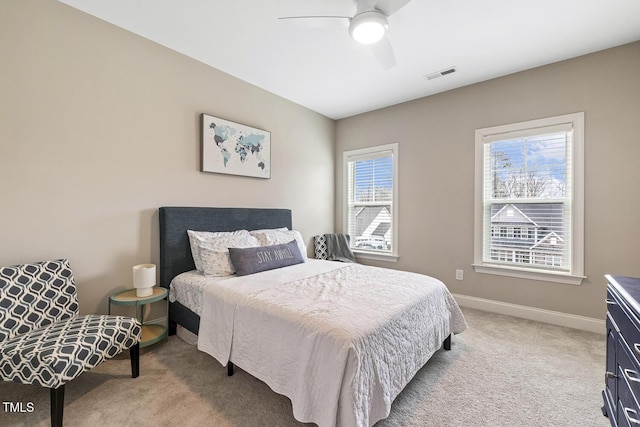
343, 143, 399, 262
473, 113, 585, 285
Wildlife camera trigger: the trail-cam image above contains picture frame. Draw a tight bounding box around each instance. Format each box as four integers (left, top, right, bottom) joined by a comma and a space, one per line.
201, 113, 271, 179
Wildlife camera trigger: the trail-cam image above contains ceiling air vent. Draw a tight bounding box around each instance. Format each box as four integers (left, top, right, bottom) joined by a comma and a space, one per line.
423, 67, 457, 81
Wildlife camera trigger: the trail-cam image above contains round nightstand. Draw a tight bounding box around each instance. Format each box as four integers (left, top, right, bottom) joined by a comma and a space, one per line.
109, 287, 168, 348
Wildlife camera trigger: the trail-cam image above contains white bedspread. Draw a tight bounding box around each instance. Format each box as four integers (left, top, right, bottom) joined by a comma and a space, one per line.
168, 269, 214, 315
179, 260, 467, 427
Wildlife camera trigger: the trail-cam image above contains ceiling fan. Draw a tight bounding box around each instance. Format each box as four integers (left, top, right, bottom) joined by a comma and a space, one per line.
279, 0, 412, 69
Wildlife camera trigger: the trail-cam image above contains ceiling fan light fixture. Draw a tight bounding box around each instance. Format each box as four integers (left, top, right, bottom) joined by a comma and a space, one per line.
349, 10, 388, 45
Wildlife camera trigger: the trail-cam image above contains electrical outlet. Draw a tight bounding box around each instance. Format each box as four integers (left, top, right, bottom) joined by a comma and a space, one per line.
455, 269, 464, 280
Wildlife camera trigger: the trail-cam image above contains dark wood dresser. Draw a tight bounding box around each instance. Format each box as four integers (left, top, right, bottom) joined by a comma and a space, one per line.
604, 275, 640, 427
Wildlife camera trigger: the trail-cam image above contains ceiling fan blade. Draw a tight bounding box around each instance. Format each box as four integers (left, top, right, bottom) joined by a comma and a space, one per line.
374, 0, 412, 16
278, 16, 350, 28
356, 0, 379, 14
369, 36, 396, 69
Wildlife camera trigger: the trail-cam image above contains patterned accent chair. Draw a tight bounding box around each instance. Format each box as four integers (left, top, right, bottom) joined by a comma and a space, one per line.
0, 259, 142, 427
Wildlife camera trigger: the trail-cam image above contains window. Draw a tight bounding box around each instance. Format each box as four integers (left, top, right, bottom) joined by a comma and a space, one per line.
513, 228, 521, 239
473, 113, 585, 285
343, 143, 398, 261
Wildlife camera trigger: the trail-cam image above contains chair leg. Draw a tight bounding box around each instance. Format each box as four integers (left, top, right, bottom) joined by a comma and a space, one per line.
50, 385, 64, 427
130, 343, 140, 378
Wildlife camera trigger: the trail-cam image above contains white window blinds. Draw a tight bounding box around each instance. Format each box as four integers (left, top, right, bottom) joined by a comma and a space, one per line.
482, 124, 573, 271
344, 143, 398, 256
474, 112, 585, 284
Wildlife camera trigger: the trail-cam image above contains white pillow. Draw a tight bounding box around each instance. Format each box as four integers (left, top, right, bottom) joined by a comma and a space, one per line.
249, 229, 307, 260
196, 233, 260, 276
187, 230, 250, 272
250, 227, 288, 234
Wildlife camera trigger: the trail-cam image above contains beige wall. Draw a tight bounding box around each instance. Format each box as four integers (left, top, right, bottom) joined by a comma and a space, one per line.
3, 1, 638, 322
0, 0, 335, 314
336, 41, 640, 319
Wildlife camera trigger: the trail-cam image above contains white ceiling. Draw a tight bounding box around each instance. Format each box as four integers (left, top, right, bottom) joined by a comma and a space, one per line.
58, 0, 640, 120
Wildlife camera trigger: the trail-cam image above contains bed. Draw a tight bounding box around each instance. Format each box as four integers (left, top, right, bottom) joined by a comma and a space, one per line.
158, 206, 467, 427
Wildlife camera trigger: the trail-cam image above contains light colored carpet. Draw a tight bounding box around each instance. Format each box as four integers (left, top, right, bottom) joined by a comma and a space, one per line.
0, 308, 609, 427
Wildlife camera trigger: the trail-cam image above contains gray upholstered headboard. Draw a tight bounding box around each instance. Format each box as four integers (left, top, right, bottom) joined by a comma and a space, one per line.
158, 207, 293, 289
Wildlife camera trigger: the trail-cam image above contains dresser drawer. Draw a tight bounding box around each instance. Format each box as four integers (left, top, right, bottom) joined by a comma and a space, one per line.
618, 397, 640, 427
609, 288, 640, 361
619, 336, 640, 405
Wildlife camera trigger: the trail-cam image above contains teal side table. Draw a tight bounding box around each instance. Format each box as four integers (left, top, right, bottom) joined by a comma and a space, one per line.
109, 287, 168, 348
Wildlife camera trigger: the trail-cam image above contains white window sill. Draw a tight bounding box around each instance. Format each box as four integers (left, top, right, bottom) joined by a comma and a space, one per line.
472, 263, 585, 285
354, 250, 398, 263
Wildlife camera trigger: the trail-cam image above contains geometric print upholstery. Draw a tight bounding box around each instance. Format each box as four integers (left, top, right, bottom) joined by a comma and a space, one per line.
0, 258, 142, 397
313, 235, 328, 260
0, 314, 141, 388
0, 259, 79, 341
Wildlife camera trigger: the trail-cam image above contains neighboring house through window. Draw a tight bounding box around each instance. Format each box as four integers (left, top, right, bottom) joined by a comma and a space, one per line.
343, 143, 398, 261
473, 113, 585, 285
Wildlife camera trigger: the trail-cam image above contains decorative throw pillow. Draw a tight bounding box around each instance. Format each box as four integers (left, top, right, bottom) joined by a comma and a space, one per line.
199, 247, 235, 277
187, 230, 250, 272
228, 240, 305, 276
188, 231, 259, 276
249, 229, 307, 259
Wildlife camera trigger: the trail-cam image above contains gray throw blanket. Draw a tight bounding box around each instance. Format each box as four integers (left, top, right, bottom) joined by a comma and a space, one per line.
324, 233, 356, 263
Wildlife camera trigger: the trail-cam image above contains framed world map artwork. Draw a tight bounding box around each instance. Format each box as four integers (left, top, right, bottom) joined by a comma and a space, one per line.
201, 113, 271, 179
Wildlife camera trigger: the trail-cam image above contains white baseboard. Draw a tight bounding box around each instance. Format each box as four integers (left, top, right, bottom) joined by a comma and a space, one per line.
452, 293, 605, 334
